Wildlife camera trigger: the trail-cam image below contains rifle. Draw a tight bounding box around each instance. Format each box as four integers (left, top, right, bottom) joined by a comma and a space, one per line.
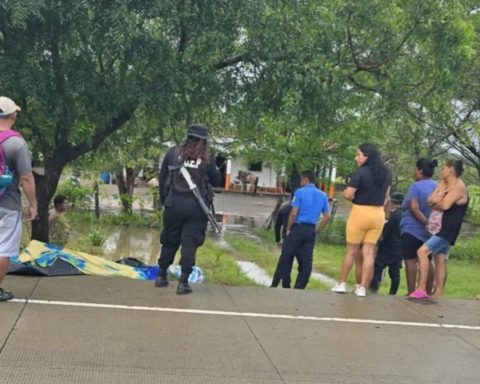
178, 166, 222, 233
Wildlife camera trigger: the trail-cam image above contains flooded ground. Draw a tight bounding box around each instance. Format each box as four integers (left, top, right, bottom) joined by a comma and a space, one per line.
76, 214, 336, 287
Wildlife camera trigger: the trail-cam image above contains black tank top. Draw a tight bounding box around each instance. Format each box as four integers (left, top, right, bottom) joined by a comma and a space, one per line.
437, 199, 469, 245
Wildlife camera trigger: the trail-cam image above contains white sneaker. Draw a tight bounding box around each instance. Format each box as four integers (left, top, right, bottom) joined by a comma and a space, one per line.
354, 286, 366, 297
353, 284, 360, 292
331, 282, 347, 293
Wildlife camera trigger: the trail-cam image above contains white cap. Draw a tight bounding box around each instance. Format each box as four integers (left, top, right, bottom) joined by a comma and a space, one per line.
0, 96, 21, 117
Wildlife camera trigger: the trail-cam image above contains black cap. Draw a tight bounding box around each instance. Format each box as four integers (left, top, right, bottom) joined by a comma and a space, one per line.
187, 124, 209, 140
391, 192, 405, 204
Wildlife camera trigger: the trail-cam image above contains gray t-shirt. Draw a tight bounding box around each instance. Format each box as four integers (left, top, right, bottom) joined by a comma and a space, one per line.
0, 135, 32, 211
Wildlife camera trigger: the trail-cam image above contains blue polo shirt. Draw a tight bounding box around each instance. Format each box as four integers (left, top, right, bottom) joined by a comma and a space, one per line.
292, 184, 330, 225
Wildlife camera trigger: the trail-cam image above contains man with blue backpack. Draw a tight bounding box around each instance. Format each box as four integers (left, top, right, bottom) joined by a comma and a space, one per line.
0, 96, 36, 302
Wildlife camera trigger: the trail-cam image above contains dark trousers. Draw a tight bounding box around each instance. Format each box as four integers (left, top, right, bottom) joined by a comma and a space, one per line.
271, 224, 316, 289
158, 195, 207, 276
370, 259, 402, 295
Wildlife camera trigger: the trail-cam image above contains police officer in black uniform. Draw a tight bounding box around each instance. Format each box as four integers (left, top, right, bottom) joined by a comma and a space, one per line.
155, 124, 222, 294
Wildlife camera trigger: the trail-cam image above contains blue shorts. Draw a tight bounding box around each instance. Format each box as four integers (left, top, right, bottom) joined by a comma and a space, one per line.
424, 235, 451, 257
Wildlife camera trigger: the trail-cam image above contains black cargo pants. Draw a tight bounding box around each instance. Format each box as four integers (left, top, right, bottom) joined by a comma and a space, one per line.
158, 194, 207, 276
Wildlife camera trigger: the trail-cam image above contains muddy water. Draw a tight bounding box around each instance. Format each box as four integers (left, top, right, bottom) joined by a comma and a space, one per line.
76, 214, 262, 266
83, 214, 337, 287
102, 226, 160, 265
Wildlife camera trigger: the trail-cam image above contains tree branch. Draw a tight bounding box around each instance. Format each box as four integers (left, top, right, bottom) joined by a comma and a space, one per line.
347, 8, 419, 73
62, 108, 135, 163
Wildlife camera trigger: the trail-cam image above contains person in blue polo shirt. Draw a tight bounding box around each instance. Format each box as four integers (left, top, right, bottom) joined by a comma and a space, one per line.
271, 170, 331, 289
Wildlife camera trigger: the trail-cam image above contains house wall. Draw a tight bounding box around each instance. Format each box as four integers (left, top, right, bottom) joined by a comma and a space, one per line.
157, 147, 279, 190
230, 159, 278, 189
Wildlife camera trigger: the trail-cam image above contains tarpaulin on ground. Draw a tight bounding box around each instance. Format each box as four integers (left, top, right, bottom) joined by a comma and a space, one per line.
8, 240, 159, 280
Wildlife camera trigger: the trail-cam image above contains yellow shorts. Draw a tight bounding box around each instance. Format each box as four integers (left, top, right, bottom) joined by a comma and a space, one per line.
346, 204, 385, 244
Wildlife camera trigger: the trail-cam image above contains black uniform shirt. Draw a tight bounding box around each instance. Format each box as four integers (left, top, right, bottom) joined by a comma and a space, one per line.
159, 146, 221, 205
274, 203, 292, 243
377, 208, 402, 265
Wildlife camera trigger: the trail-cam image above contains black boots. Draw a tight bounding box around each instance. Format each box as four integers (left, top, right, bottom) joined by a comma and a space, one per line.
177, 274, 192, 295
154, 269, 169, 287
155, 269, 192, 294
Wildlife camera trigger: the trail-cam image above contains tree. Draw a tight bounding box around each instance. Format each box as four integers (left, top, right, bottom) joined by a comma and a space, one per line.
0, 0, 266, 240
230, 0, 479, 187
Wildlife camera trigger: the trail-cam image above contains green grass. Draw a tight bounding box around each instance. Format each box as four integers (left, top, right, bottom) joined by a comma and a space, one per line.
256, 229, 480, 299
224, 232, 330, 290
312, 243, 345, 281
196, 239, 256, 286
436, 260, 480, 299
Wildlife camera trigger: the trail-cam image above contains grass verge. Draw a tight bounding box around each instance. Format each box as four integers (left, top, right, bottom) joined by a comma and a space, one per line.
196, 239, 257, 286
224, 233, 329, 290
257, 229, 480, 299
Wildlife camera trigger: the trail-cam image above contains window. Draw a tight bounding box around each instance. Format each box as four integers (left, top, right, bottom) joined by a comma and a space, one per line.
248, 161, 262, 172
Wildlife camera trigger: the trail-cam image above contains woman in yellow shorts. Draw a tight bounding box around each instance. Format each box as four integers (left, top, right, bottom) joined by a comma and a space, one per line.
332, 143, 391, 297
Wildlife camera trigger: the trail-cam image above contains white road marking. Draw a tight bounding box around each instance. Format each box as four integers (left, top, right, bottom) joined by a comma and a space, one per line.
9, 298, 480, 331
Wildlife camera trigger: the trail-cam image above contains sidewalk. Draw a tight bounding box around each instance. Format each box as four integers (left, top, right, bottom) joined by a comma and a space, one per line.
1, 275, 479, 383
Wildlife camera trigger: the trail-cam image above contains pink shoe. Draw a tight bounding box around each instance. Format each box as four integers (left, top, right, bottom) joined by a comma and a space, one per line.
409, 289, 428, 300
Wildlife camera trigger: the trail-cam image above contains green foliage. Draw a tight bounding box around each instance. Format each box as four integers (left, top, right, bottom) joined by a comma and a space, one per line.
102, 212, 147, 227
450, 233, 480, 263
3, 0, 480, 240
317, 218, 347, 246
467, 185, 480, 225
87, 228, 104, 247
56, 178, 92, 211
196, 240, 255, 286
67, 209, 163, 229
147, 209, 163, 229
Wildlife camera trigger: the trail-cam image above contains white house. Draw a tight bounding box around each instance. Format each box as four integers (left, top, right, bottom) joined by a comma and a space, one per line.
156, 140, 282, 193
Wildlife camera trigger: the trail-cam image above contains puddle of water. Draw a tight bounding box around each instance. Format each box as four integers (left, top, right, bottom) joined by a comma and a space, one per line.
237, 261, 272, 286
311, 272, 336, 287
72, 225, 161, 266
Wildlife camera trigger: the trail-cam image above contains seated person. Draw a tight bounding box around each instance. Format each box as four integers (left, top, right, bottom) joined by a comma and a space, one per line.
49, 194, 70, 246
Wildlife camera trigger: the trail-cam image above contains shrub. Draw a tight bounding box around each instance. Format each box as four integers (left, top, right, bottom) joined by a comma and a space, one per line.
56, 178, 92, 211
467, 185, 480, 225
450, 233, 480, 263
317, 217, 346, 246
87, 228, 104, 247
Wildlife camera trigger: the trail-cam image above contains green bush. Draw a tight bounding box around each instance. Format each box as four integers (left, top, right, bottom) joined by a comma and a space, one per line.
56, 178, 92, 211
450, 233, 480, 262
317, 217, 346, 246
87, 228, 104, 247
467, 185, 480, 225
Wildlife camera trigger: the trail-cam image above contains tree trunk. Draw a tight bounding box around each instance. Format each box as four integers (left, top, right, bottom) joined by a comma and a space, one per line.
263, 167, 300, 230
31, 158, 64, 242
116, 167, 137, 214
94, 181, 100, 218
289, 167, 302, 196
263, 194, 285, 230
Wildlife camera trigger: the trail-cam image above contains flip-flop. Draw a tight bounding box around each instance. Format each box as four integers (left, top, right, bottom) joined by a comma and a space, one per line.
409, 289, 428, 300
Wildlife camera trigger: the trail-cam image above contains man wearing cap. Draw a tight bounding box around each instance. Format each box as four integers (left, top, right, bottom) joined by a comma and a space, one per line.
370, 192, 404, 295
155, 124, 221, 295
0, 96, 37, 302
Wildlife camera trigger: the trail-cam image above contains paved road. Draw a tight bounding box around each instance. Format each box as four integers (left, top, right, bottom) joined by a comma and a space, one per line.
1, 275, 479, 383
